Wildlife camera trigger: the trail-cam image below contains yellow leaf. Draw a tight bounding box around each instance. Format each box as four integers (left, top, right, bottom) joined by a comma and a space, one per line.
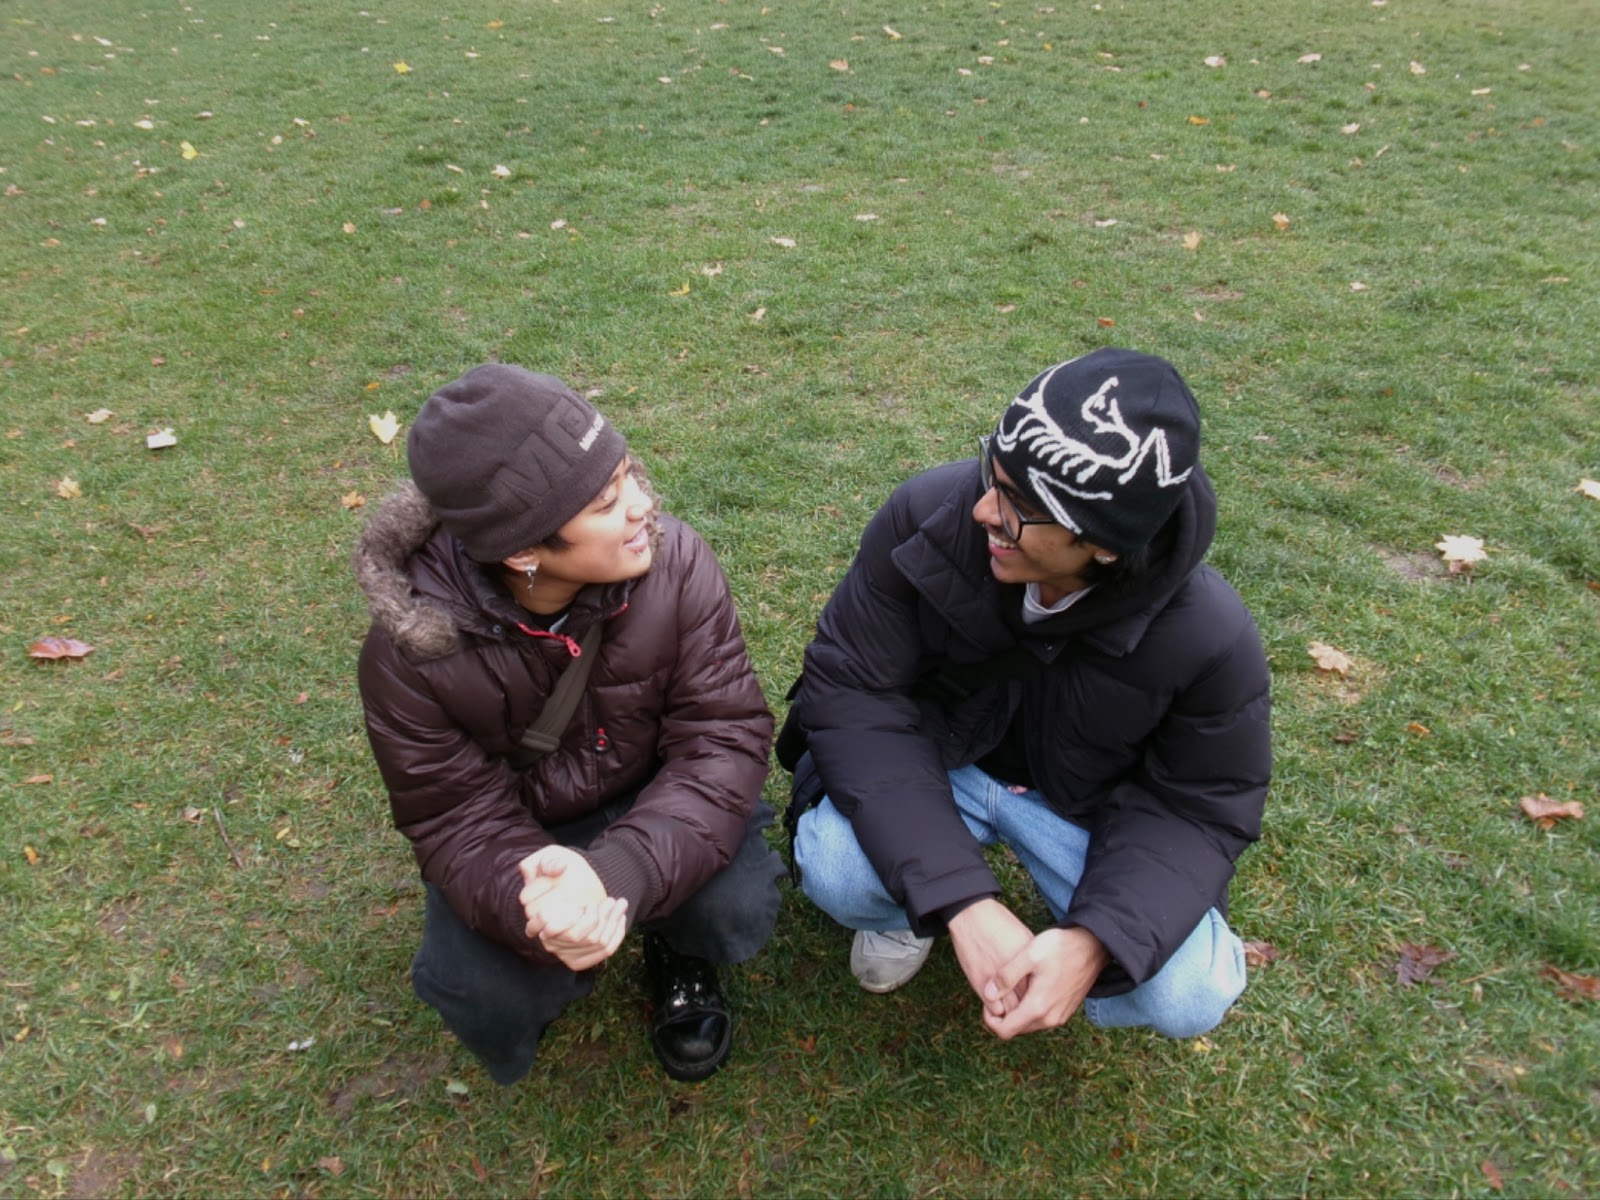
1272, 212, 1291, 231
486, 19, 503, 29
394, 61, 411, 74
179, 141, 199, 160
830, 59, 849, 72
1182, 231, 1202, 251
1188, 115, 1209, 125
669, 282, 691, 296
1576, 479, 1600, 501
368, 410, 401, 445
24, 845, 41, 865
883, 25, 902, 40
1308, 641, 1353, 675
342, 222, 356, 234
341, 491, 366, 510
56, 476, 82, 500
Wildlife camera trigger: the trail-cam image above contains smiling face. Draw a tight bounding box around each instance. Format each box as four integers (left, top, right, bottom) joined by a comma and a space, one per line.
972, 452, 1110, 605
503, 457, 656, 614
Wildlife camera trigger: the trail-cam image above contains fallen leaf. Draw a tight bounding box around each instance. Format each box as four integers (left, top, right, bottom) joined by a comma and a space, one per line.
1272, 212, 1291, 231
86, 409, 114, 424
1405, 721, 1432, 737
1540, 964, 1600, 1002
317, 1157, 345, 1177
1576, 479, 1600, 501
180, 140, 199, 160
1396, 942, 1455, 987
829, 59, 849, 72
342, 222, 356, 234
492, 164, 512, 178
1349, 281, 1369, 292
1436, 534, 1486, 572
1182, 231, 1202, 251
146, 429, 177, 450
749, 307, 766, 322
28, 637, 96, 660
854, 213, 879, 222
1481, 1161, 1504, 1193
394, 61, 411, 74
1187, 115, 1210, 125
669, 282, 691, 297
445, 1079, 470, 1096
1297, 53, 1322, 65
770, 236, 796, 248
1308, 641, 1353, 674
1409, 60, 1426, 75
135, 118, 154, 130
1094, 218, 1118, 228
23, 776, 53, 786
883, 24, 902, 39
1097, 316, 1115, 328
700, 263, 724, 277
1471, 87, 1492, 96
1204, 55, 1226, 68
1341, 122, 1361, 135
368, 411, 401, 445
1243, 941, 1281, 967
340, 491, 366, 510
1519, 794, 1584, 827
24, 845, 40, 865
55, 477, 82, 499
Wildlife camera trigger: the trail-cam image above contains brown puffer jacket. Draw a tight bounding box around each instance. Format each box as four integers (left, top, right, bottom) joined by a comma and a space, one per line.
353, 483, 773, 963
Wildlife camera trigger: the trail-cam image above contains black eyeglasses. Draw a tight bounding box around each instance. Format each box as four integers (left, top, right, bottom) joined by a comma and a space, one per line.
978, 435, 1057, 543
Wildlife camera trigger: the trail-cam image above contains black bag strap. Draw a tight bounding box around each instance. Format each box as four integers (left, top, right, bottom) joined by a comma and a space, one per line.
508, 621, 602, 767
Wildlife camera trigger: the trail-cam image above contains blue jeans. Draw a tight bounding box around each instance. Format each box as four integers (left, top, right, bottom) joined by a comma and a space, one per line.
794, 763, 1246, 1037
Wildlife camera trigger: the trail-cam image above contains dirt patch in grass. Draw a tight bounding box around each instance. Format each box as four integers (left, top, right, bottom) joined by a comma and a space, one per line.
1380, 549, 1448, 583
68, 1145, 143, 1199
327, 1050, 450, 1118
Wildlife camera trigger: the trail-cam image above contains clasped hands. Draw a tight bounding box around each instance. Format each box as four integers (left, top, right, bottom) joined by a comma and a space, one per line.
516, 846, 629, 971
946, 898, 1110, 1040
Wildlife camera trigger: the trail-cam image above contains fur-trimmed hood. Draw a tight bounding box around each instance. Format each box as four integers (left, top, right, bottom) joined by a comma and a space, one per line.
351, 482, 467, 662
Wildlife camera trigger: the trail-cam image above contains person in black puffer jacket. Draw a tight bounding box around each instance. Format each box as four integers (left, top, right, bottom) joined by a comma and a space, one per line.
784, 348, 1271, 1040
355, 364, 783, 1085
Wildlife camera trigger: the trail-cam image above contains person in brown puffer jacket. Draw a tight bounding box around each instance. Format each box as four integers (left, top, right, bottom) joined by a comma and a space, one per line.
354, 363, 783, 1085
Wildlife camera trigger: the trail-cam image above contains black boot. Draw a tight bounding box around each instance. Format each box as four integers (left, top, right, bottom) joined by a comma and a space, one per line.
643, 933, 732, 1082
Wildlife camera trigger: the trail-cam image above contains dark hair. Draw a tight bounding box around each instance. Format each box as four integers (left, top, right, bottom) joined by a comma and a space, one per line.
1079, 514, 1173, 598
535, 456, 659, 555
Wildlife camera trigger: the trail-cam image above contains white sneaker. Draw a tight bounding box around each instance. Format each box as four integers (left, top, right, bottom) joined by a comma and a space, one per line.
850, 929, 934, 994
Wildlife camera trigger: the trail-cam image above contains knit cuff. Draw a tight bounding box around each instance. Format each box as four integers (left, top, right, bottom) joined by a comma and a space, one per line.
580, 838, 664, 926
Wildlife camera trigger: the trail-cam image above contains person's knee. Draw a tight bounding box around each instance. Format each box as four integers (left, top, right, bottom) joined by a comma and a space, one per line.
1142, 919, 1247, 1038
792, 805, 859, 915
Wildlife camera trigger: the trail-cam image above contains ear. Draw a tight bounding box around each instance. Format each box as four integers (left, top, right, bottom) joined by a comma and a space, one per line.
502, 548, 541, 572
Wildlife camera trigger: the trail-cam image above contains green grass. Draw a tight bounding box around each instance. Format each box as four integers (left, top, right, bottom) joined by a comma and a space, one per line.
2, 0, 1597, 1195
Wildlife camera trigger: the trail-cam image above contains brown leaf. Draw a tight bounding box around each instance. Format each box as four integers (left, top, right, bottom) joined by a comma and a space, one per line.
1519, 794, 1584, 827
1243, 940, 1281, 967
23, 775, 53, 786
1396, 942, 1455, 987
317, 1156, 345, 1177
24, 845, 40, 865
1308, 641, 1353, 674
27, 636, 96, 661
340, 491, 366, 510
1540, 965, 1600, 1002
1481, 1160, 1504, 1192
55, 476, 82, 500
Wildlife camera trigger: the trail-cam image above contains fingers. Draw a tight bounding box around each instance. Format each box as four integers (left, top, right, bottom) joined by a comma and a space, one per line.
539, 898, 629, 970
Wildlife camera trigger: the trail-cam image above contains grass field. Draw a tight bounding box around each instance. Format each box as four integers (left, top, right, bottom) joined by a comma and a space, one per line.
2, 0, 1597, 1195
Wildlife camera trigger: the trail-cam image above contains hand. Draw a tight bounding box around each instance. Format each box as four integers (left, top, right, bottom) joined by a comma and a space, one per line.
981, 926, 1110, 1040
517, 847, 628, 969
531, 894, 630, 971
946, 898, 1036, 1018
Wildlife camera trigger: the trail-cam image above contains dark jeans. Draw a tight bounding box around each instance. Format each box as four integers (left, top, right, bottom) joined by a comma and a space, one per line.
411, 799, 784, 1085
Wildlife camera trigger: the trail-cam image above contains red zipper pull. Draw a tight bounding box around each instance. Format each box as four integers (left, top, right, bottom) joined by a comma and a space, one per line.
594, 726, 609, 752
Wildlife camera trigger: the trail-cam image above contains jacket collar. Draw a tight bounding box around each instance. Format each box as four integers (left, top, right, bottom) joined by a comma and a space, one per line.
352, 483, 631, 662
890, 461, 1217, 659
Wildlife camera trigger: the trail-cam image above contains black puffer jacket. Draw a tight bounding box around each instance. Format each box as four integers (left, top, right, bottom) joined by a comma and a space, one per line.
793, 459, 1270, 994
354, 483, 773, 963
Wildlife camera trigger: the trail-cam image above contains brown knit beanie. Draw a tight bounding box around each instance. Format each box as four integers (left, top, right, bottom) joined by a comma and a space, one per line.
407, 364, 627, 563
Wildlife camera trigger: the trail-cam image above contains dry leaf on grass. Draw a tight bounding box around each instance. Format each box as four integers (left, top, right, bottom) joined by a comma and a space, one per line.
1540, 964, 1600, 1002
1519, 794, 1584, 827
1576, 479, 1600, 501
55, 477, 82, 499
368, 411, 401, 445
1308, 641, 1353, 674
1396, 942, 1455, 987
28, 636, 95, 660
1182, 231, 1202, 251
1272, 212, 1291, 231
1436, 534, 1486, 573
1243, 941, 1281, 967
340, 491, 366, 510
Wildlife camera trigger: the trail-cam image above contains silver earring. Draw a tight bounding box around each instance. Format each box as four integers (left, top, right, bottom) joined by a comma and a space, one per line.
524, 562, 539, 589
1094, 554, 1116, 565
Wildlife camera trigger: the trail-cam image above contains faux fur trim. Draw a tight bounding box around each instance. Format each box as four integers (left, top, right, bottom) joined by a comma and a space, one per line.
351, 483, 462, 661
